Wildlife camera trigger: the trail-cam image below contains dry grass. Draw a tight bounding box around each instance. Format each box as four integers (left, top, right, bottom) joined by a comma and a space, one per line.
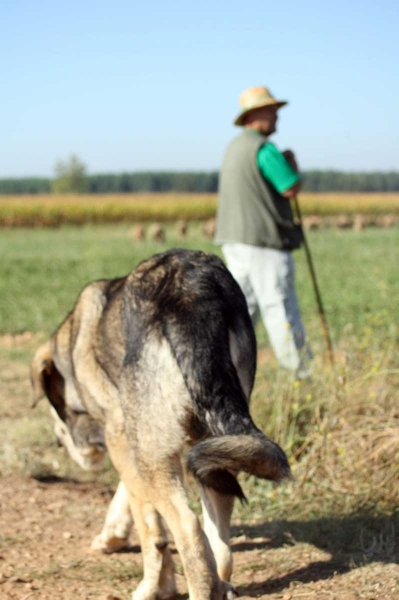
0, 192, 398, 227
236, 335, 399, 523
2, 334, 398, 527
0, 193, 217, 226
298, 192, 399, 215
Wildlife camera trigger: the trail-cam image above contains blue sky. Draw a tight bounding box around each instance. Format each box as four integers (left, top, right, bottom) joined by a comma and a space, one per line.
1, 0, 398, 177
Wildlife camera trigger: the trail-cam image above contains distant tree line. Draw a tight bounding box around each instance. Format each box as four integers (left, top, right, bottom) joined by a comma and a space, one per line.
0, 178, 52, 194
86, 171, 219, 193
2, 169, 399, 194
302, 170, 399, 192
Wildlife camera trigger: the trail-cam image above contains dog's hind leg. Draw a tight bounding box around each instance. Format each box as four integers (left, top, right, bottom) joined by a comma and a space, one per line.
200, 486, 235, 585
91, 481, 134, 554
130, 498, 175, 600
105, 427, 176, 600
146, 460, 234, 600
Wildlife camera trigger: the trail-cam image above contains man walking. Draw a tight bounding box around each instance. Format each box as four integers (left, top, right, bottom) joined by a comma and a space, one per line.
215, 85, 312, 376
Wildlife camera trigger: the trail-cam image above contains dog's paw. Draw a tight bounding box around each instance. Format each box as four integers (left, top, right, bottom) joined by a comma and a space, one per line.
156, 587, 177, 600
132, 579, 177, 600
90, 534, 131, 554
224, 582, 238, 600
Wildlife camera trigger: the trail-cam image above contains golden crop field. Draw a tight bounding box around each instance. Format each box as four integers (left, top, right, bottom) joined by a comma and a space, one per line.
0, 192, 398, 226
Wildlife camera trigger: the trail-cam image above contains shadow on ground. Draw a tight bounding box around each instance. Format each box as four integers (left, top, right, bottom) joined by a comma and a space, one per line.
231, 514, 399, 597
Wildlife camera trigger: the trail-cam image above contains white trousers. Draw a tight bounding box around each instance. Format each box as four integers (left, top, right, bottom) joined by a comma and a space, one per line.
222, 243, 312, 373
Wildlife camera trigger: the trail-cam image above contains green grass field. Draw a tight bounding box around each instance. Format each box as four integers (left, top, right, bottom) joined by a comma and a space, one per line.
1, 224, 398, 527
0, 223, 398, 340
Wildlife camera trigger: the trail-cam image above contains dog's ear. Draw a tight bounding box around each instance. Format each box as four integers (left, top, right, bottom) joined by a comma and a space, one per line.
30, 342, 66, 420
31, 341, 53, 406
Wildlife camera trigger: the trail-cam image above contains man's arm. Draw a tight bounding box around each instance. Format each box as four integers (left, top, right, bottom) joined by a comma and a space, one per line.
280, 149, 301, 198
257, 143, 301, 197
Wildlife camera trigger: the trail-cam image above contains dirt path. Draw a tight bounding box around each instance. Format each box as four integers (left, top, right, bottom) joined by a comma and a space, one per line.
0, 342, 398, 599
0, 474, 398, 600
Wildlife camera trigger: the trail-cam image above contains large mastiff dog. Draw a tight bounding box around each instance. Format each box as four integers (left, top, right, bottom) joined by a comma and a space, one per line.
31, 249, 290, 600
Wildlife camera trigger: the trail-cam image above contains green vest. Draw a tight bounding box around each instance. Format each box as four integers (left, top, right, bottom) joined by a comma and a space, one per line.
215, 130, 302, 250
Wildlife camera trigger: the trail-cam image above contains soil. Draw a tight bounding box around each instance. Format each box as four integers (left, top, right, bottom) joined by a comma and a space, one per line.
0, 338, 398, 600
1, 474, 398, 600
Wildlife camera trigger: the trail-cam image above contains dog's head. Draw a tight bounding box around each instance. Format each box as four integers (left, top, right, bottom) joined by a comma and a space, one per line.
30, 341, 107, 471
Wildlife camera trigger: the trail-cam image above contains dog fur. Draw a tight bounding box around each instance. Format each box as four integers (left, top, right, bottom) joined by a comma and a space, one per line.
31, 248, 291, 600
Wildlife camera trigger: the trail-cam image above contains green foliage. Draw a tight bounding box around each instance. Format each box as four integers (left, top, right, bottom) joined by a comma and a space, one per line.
51, 154, 88, 194
86, 171, 219, 193
302, 170, 399, 192
2, 170, 399, 195
0, 178, 51, 194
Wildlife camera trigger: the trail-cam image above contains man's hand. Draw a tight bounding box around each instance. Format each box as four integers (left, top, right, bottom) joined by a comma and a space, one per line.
282, 149, 299, 173
281, 149, 301, 198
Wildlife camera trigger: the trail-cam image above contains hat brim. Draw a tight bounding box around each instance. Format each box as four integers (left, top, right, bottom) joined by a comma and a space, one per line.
234, 100, 287, 126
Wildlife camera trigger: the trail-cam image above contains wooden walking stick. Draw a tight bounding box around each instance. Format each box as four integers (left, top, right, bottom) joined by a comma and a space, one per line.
293, 196, 335, 366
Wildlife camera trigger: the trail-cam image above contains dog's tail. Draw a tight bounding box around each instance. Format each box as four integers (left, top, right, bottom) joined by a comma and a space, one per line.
187, 432, 291, 502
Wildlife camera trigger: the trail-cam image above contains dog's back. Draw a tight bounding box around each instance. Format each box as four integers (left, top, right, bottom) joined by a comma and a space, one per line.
119, 249, 290, 498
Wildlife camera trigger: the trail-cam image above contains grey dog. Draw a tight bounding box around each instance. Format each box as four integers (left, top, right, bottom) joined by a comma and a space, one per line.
31, 248, 291, 600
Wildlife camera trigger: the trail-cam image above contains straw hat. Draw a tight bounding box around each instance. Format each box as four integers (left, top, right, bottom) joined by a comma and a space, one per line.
234, 86, 287, 126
